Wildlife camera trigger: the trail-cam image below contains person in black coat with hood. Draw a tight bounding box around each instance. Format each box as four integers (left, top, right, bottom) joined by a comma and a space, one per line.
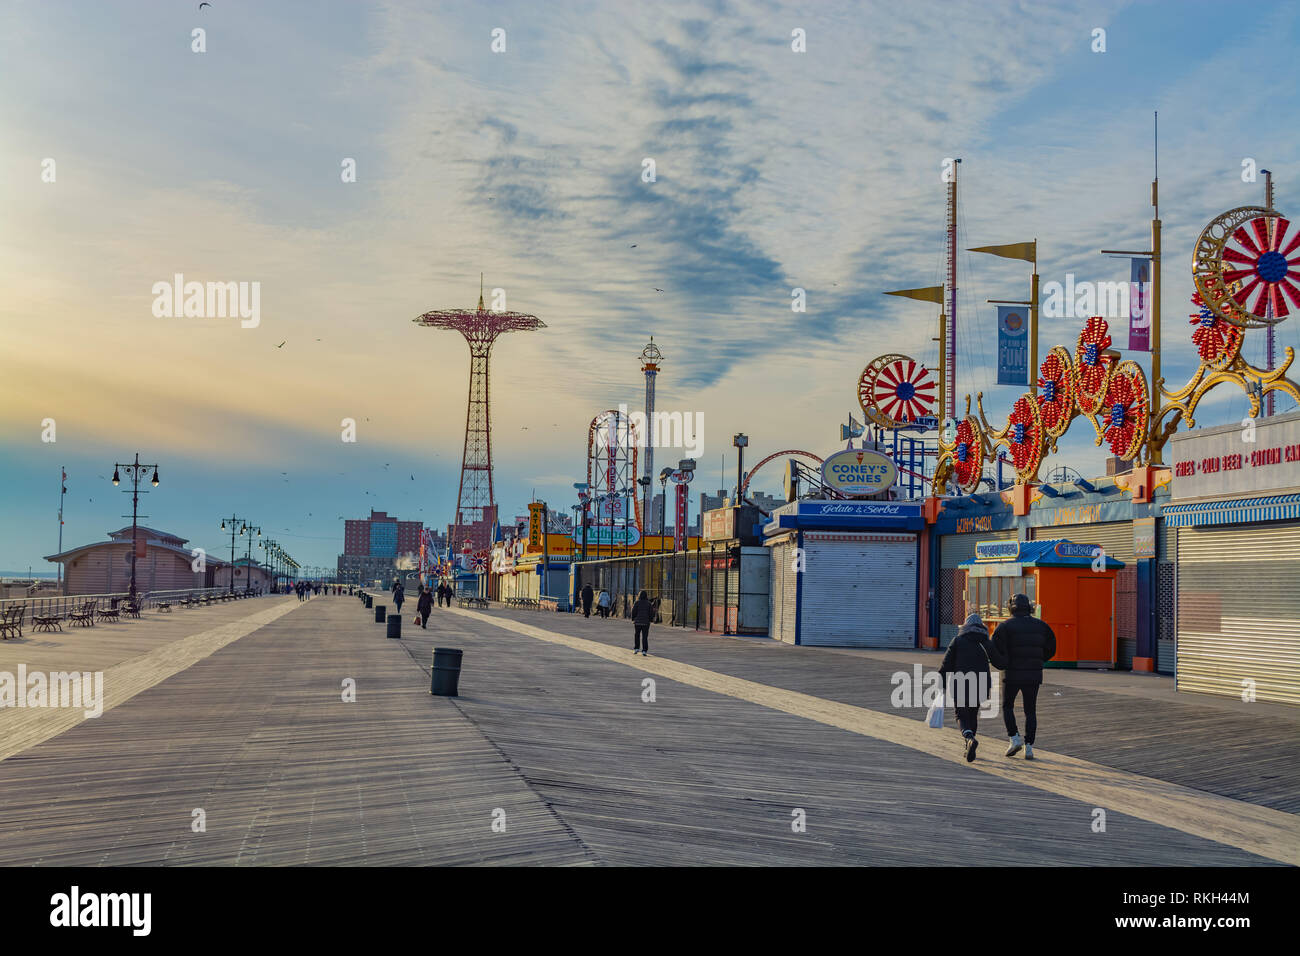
631, 590, 653, 656
991, 592, 1057, 759
580, 583, 594, 618
416, 585, 433, 628
938, 613, 1006, 762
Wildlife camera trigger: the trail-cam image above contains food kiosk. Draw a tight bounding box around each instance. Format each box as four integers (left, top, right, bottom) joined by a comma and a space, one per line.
959, 539, 1124, 668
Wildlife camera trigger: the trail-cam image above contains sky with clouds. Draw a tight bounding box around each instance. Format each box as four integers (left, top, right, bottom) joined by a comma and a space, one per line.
1, 0, 1298, 573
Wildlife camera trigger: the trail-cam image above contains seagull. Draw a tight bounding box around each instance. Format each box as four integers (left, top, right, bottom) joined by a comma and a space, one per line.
199, 1, 211, 8
630, 244, 637, 248
654, 288, 664, 292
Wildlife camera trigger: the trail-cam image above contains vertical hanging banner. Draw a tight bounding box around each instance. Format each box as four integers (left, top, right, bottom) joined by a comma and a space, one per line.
996, 306, 1029, 385
1129, 258, 1151, 351
527, 502, 543, 551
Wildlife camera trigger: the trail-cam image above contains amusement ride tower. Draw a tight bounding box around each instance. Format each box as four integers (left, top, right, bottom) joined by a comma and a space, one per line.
413, 281, 545, 557
639, 338, 662, 538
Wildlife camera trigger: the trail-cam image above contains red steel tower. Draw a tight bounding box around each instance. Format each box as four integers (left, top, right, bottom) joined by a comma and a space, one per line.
413, 283, 545, 556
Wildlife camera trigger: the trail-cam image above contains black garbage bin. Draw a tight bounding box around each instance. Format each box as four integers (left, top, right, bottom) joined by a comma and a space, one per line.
374, 604, 386, 623
365, 594, 373, 609
387, 614, 402, 639
431, 647, 463, 697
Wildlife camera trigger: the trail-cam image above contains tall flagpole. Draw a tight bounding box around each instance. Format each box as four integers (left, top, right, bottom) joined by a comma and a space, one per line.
57, 467, 66, 593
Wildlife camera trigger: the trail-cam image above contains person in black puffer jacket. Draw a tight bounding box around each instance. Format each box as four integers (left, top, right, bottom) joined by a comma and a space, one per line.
939, 613, 1006, 762
991, 593, 1057, 759
631, 590, 653, 656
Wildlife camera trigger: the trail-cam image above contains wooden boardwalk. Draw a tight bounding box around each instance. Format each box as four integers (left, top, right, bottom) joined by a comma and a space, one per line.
0, 596, 592, 866
0, 593, 1292, 865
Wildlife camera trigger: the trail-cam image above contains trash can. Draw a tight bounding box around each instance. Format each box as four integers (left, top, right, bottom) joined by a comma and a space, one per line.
387, 614, 402, 639
365, 594, 373, 609
431, 647, 463, 696
374, 604, 386, 623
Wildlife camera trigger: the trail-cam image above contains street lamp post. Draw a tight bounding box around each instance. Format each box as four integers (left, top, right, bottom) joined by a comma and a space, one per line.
110, 453, 160, 602
733, 433, 748, 503
242, 524, 261, 593
219, 515, 250, 594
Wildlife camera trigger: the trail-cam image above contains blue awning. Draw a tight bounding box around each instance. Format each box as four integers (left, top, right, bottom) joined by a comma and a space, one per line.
1162, 493, 1300, 527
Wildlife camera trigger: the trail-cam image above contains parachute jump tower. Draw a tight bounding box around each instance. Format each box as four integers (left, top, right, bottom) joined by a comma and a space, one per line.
413, 280, 545, 557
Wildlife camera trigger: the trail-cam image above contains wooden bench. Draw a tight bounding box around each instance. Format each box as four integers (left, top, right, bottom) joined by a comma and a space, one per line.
68, 601, 97, 627
0, 605, 25, 639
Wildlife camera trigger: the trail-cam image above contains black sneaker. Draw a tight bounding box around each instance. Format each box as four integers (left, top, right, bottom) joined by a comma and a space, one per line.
964, 733, 978, 762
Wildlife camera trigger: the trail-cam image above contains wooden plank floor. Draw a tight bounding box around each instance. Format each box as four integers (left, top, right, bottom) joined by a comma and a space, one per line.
0, 593, 1288, 865
397, 604, 1286, 865
457, 605, 1300, 813
0, 596, 593, 866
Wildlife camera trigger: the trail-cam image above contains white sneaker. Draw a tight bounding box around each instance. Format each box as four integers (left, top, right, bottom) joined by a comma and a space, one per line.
1024, 743, 1034, 760
1005, 734, 1023, 757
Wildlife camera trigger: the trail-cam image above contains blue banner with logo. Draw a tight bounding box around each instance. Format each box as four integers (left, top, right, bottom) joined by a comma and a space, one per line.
997, 306, 1029, 385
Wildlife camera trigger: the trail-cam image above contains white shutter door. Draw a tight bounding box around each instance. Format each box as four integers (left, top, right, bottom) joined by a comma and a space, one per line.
798, 532, 916, 647
1176, 521, 1300, 705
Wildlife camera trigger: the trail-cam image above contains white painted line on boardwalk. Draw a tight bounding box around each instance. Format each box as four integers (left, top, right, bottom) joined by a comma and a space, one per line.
0, 600, 301, 764
450, 608, 1300, 866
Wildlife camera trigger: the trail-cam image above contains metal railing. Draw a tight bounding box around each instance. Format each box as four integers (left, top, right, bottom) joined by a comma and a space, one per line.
0, 586, 269, 619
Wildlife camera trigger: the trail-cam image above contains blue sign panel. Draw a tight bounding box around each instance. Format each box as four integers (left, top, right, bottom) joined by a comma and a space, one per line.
975, 540, 1021, 561
997, 305, 1029, 386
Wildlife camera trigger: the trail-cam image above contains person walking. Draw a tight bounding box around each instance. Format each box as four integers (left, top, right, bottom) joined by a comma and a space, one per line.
631, 590, 653, 656
417, 585, 433, 629
938, 613, 1007, 762
597, 588, 611, 619
991, 593, 1057, 760
581, 583, 594, 618
393, 580, 405, 617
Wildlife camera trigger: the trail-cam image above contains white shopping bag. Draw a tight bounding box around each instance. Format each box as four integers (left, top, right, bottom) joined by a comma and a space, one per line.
925, 692, 945, 729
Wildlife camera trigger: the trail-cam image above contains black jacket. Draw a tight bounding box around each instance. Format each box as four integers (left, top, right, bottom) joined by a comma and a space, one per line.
417, 591, 433, 615
938, 631, 1006, 706
631, 597, 652, 627
581, 585, 594, 606
393, 585, 405, 605
992, 612, 1057, 684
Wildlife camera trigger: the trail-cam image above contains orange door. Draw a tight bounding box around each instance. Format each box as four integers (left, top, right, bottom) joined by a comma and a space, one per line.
1075, 576, 1113, 663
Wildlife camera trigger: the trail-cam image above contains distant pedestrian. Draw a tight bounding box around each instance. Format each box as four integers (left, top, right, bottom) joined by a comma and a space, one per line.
581, 583, 594, 618
992, 593, 1057, 760
597, 588, 610, 619
393, 581, 405, 615
631, 590, 653, 656
417, 586, 433, 628
938, 613, 1006, 762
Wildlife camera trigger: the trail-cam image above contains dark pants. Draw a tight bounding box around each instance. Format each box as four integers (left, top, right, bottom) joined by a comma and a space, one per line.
1003, 681, 1040, 744
634, 625, 649, 652
583, 600, 592, 618
955, 706, 979, 736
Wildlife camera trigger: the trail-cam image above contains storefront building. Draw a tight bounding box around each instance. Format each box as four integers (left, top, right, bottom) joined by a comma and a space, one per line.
929, 470, 1171, 672
1164, 411, 1300, 705
764, 499, 925, 647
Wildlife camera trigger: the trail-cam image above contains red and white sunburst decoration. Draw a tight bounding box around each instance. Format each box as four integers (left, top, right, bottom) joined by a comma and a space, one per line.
859, 354, 937, 428
1073, 316, 1113, 416
1221, 215, 1300, 319
1101, 361, 1149, 461
1036, 346, 1075, 439
1004, 395, 1043, 480
1189, 292, 1243, 368
948, 417, 985, 494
